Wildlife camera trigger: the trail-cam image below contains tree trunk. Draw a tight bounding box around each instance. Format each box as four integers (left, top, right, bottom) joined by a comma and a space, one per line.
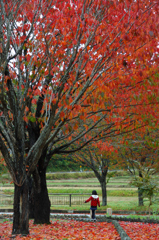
138, 187, 144, 206
29, 176, 34, 219
94, 169, 108, 206
138, 170, 144, 206
12, 178, 29, 235
100, 180, 107, 206
33, 168, 51, 224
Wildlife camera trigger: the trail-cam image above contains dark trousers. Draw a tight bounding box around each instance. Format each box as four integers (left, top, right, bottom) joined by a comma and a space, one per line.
90, 206, 97, 219
91, 209, 96, 219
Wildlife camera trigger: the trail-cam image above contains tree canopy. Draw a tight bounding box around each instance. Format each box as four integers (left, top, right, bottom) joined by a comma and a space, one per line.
0, 0, 159, 235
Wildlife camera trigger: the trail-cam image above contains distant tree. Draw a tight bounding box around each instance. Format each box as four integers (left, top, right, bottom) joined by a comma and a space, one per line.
118, 129, 159, 206
74, 141, 117, 206
130, 168, 159, 216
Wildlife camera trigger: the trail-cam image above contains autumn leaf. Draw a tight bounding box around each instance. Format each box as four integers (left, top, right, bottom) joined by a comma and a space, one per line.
0, 220, 121, 240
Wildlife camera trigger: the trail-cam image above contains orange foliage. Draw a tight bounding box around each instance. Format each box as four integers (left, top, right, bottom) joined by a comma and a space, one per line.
0, 220, 120, 240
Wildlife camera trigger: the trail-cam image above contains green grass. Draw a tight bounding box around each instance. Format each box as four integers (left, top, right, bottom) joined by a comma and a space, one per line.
2, 187, 137, 197
1, 202, 158, 213
108, 190, 137, 197
2, 189, 14, 194
1, 172, 159, 213
48, 189, 90, 194
46, 172, 96, 180
48, 182, 128, 187
127, 214, 159, 220
47, 188, 137, 196
50, 202, 159, 213
47, 182, 100, 186
45, 170, 130, 180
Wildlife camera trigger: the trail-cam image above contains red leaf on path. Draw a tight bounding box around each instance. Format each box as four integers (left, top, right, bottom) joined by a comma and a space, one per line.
0, 220, 121, 239
119, 221, 159, 240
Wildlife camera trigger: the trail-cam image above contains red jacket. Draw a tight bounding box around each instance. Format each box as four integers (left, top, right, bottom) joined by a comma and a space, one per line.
85, 195, 100, 207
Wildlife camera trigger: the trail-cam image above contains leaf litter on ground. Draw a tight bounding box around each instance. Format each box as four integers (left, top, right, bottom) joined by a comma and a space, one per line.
119, 221, 159, 240
0, 219, 121, 239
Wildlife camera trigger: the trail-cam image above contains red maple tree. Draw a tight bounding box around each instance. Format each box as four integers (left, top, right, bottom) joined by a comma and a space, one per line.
0, 0, 159, 235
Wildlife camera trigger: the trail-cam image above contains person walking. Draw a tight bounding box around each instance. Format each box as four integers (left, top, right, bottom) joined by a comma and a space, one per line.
84, 190, 100, 221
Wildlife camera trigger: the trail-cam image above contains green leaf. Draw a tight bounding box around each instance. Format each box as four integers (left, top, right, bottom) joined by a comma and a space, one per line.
29, 116, 36, 122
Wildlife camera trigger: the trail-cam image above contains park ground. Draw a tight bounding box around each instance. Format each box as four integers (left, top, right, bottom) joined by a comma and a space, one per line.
0, 172, 159, 239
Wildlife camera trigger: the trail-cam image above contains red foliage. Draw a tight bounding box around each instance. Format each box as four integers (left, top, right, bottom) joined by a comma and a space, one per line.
120, 221, 159, 240
0, 220, 121, 239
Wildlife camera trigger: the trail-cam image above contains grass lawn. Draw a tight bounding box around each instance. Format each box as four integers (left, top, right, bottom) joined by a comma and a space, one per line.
0, 174, 159, 213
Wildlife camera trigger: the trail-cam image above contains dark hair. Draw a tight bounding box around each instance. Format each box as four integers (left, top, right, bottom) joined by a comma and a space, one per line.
92, 190, 97, 195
